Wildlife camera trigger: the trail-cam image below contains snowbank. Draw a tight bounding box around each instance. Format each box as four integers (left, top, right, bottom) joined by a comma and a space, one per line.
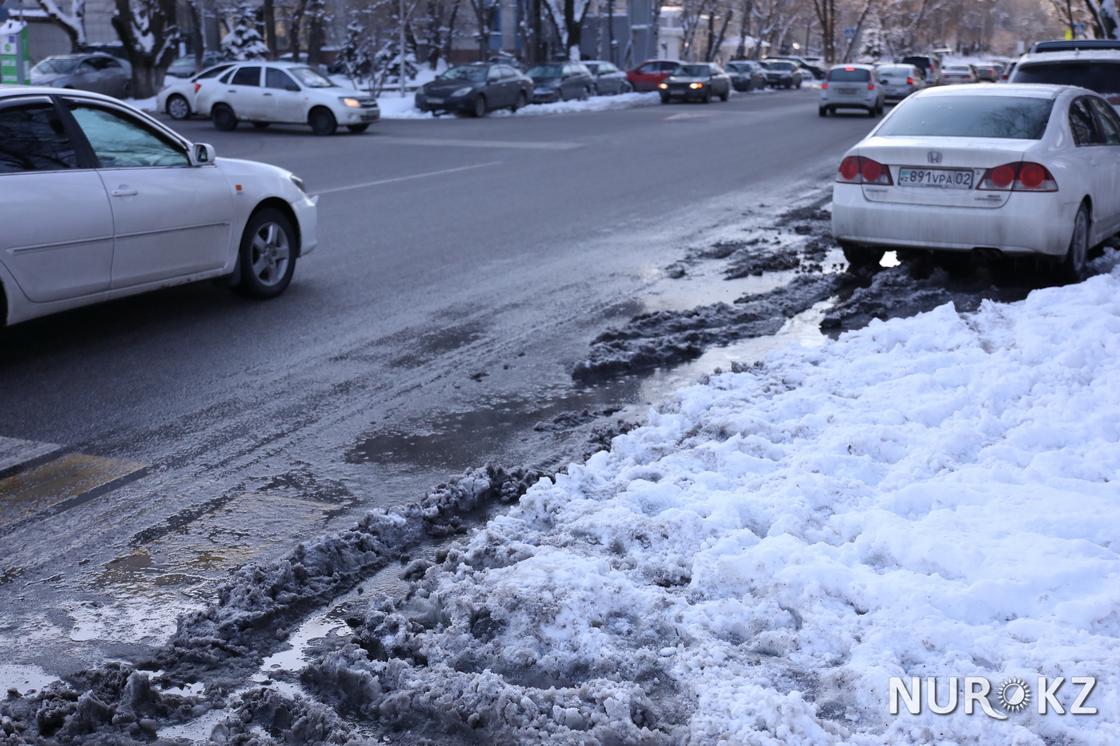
321, 261, 1120, 743
376, 91, 660, 119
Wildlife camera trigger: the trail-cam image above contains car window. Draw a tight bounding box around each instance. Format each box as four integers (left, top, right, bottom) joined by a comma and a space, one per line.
1069, 98, 1102, 145
878, 95, 1054, 139
69, 105, 189, 168
196, 64, 233, 80
266, 68, 299, 90
231, 66, 261, 86
659, 61, 678, 71
1012, 61, 1120, 94
601, 63, 616, 74
828, 67, 871, 82
0, 103, 79, 174
1087, 96, 1120, 144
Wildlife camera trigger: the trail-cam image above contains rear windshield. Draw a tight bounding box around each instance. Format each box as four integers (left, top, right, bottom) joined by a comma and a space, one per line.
1012, 61, 1120, 94
902, 57, 931, 69
828, 68, 871, 82
878, 95, 1054, 139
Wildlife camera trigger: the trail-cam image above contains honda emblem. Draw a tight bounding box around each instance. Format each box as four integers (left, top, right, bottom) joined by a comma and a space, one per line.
927, 151, 943, 164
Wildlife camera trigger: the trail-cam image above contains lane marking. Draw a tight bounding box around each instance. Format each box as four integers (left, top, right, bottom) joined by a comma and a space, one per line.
0, 452, 147, 532
316, 161, 503, 195
0, 436, 61, 477
384, 136, 581, 151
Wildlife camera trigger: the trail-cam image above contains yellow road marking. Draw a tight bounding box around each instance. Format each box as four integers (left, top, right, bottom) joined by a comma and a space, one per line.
0, 453, 146, 530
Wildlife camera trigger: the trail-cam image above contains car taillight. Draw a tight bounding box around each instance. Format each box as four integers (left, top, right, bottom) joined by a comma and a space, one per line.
978, 161, 1058, 192
837, 155, 892, 186
821, 82, 829, 90
1107, 94, 1120, 105
867, 83, 875, 90
906, 76, 914, 85
193, 82, 201, 93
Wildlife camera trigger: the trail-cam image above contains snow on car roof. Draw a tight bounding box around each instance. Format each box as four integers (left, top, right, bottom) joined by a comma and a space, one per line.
916, 83, 1066, 99
1018, 48, 1120, 64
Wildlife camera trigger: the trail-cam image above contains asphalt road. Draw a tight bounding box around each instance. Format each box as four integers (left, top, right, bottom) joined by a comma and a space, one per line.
0, 88, 876, 678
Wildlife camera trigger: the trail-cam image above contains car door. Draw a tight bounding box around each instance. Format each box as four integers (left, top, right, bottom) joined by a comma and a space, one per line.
1086, 95, 1120, 235
497, 66, 521, 105
264, 67, 305, 122
100, 57, 130, 98
64, 99, 235, 288
224, 65, 266, 120
0, 97, 114, 303
1067, 96, 1113, 239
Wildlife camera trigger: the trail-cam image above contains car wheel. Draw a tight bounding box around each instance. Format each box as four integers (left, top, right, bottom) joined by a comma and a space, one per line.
703, 88, 712, 104
512, 91, 527, 111
818, 106, 828, 117
660, 95, 670, 104
472, 95, 488, 118
347, 123, 370, 133
236, 208, 297, 299
167, 94, 191, 120
309, 107, 337, 135
621, 81, 633, 93
212, 104, 238, 131
841, 242, 885, 270
251, 121, 270, 129
1058, 203, 1091, 282
720, 88, 729, 102
579, 86, 591, 101
796, 79, 802, 89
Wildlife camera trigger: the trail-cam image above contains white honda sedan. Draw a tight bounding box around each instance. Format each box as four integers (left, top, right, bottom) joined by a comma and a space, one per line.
832, 84, 1120, 280
0, 88, 318, 327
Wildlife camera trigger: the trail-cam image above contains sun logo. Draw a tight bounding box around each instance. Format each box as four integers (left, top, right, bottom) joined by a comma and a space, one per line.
998, 677, 1031, 713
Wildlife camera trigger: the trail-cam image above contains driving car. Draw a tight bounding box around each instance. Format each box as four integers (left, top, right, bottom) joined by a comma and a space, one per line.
819, 64, 885, 117
626, 59, 680, 92
941, 64, 978, 84
1010, 45, 1120, 109
29, 54, 131, 98
831, 84, 1120, 281
166, 52, 227, 79
198, 61, 379, 134
726, 60, 765, 92
658, 63, 731, 103
900, 54, 942, 85
157, 62, 236, 120
415, 62, 533, 117
973, 63, 1000, 82
583, 60, 633, 94
0, 88, 317, 326
526, 62, 595, 103
761, 60, 802, 89
876, 63, 924, 102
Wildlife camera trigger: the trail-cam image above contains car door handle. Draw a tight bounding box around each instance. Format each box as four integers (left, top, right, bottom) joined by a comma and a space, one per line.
262, 92, 273, 96
111, 186, 138, 197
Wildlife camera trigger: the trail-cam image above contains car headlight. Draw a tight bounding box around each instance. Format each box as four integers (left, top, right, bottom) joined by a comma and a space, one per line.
341, 97, 362, 108
451, 86, 473, 97
658, 82, 668, 90
689, 82, 704, 89
290, 174, 307, 193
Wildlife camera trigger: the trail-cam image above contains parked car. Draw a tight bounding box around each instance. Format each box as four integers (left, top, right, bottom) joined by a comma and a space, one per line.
415, 62, 532, 116
767, 55, 825, 80
941, 64, 978, 84
198, 62, 379, 134
583, 60, 632, 94
626, 59, 680, 92
761, 60, 803, 89
658, 63, 731, 103
876, 63, 924, 102
831, 84, 1120, 281
80, 43, 130, 62
900, 54, 942, 85
166, 52, 227, 79
29, 54, 131, 98
526, 62, 595, 103
1010, 46, 1120, 109
973, 63, 1000, 82
726, 60, 765, 91
819, 64, 884, 117
0, 87, 317, 325
157, 62, 237, 120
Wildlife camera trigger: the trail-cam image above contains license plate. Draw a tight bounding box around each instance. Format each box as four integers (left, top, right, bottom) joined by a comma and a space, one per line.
897, 167, 975, 189
427, 97, 444, 105
836, 87, 858, 95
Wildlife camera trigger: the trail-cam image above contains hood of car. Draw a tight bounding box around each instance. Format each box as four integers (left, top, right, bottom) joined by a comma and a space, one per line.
531, 76, 562, 87
29, 74, 66, 85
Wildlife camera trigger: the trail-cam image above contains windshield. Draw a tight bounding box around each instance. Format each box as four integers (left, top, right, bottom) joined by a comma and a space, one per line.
527, 65, 564, 78
727, 63, 751, 72
828, 67, 871, 82
765, 61, 794, 70
169, 56, 196, 71
289, 67, 333, 88
32, 57, 81, 75
878, 95, 1054, 139
674, 64, 710, 77
440, 65, 487, 82
1012, 61, 1120, 94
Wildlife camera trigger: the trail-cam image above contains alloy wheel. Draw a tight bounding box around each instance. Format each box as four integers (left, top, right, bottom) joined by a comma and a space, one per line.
250, 222, 291, 288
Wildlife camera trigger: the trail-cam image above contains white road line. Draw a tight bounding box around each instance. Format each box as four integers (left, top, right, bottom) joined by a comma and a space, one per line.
315, 161, 503, 195
385, 136, 582, 151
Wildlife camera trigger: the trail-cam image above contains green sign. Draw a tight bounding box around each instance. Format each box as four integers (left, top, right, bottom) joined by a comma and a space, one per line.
0, 21, 29, 85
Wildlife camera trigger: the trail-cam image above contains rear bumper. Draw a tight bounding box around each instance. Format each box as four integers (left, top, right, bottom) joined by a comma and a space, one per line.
831, 183, 1074, 257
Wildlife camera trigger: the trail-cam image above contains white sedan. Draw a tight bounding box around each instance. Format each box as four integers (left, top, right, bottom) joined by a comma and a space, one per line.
195, 61, 379, 135
0, 88, 318, 327
156, 61, 236, 120
832, 84, 1120, 280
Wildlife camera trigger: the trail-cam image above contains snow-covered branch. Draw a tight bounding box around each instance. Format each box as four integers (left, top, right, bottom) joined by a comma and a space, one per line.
34, 0, 86, 50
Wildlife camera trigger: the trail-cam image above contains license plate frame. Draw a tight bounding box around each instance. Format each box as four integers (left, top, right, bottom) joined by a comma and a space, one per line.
427, 97, 445, 105
897, 166, 975, 190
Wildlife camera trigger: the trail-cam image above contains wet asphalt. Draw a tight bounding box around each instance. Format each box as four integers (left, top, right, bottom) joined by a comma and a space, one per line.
0, 88, 877, 678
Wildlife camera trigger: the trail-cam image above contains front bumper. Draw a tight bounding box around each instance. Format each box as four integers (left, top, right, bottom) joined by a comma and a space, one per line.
662, 85, 709, 99
415, 93, 474, 113
831, 183, 1073, 256
531, 88, 562, 103
341, 106, 380, 123
292, 193, 319, 256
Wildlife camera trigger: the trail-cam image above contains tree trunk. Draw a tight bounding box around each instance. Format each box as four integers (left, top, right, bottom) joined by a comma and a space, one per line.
111, 0, 178, 98
308, 15, 324, 65
263, 0, 276, 55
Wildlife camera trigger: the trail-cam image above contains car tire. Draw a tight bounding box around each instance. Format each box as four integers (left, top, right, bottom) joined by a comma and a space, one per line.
720, 89, 729, 102
212, 104, 238, 131
867, 106, 877, 118
796, 79, 802, 89
472, 95, 488, 118
235, 208, 298, 299
818, 106, 828, 117
579, 87, 591, 101
1058, 203, 1091, 282
252, 121, 270, 129
167, 94, 191, 120
660, 95, 670, 104
842, 242, 885, 270
703, 89, 712, 104
348, 124, 370, 133
309, 107, 337, 135
512, 91, 527, 111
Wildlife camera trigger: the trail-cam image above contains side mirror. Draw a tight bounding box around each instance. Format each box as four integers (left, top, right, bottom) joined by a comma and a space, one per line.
191, 142, 216, 166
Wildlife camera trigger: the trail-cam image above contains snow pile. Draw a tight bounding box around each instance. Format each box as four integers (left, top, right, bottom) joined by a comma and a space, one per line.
375, 91, 660, 119
316, 264, 1120, 743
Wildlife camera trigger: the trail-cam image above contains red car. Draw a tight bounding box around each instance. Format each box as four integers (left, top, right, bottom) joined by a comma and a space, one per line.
627, 59, 681, 92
